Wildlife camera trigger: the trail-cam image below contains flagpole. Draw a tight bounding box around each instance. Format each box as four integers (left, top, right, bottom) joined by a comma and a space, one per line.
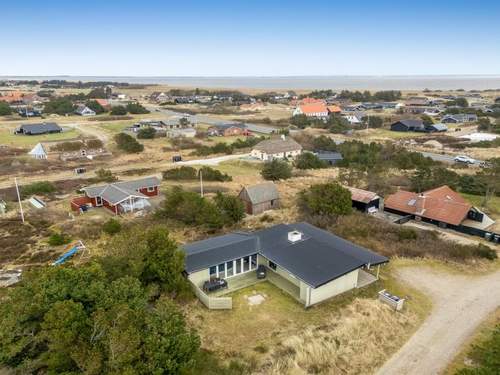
14, 177, 25, 223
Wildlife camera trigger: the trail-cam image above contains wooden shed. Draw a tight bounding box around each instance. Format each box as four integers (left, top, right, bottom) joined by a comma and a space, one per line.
238, 182, 280, 215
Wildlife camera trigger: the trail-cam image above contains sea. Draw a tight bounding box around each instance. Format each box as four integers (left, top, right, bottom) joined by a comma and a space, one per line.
2, 75, 500, 91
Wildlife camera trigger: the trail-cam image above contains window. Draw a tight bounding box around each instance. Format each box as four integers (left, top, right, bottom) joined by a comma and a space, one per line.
209, 266, 217, 280
243, 256, 250, 272
226, 261, 234, 277
236, 258, 242, 274
251, 254, 257, 269
218, 263, 225, 278
268, 261, 277, 271
95, 196, 103, 206
147, 186, 155, 192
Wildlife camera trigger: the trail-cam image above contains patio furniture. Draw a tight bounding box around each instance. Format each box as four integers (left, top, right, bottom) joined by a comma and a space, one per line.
203, 278, 228, 293
256, 265, 266, 279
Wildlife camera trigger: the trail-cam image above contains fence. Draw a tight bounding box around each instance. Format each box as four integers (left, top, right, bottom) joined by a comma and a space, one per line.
191, 282, 232, 310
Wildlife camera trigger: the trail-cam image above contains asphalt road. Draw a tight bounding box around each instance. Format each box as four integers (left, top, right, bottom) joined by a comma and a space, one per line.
419, 151, 483, 165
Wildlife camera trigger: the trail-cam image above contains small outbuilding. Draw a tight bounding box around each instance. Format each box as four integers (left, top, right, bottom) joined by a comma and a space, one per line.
238, 182, 280, 214
315, 151, 343, 165
346, 186, 380, 213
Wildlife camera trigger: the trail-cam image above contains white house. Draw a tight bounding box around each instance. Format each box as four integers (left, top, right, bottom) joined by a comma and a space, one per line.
251, 137, 302, 161
293, 103, 329, 118
75, 105, 96, 116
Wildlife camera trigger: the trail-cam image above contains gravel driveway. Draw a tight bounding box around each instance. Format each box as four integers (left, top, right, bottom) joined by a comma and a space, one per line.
376, 266, 500, 375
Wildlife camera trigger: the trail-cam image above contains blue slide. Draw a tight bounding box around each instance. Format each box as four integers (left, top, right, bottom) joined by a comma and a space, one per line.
51, 245, 80, 266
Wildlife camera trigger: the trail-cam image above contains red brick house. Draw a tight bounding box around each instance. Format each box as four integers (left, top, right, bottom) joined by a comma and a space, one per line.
71, 176, 160, 215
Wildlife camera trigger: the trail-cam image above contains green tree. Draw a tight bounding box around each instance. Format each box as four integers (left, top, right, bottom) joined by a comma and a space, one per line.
367, 116, 384, 128
294, 152, 327, 169
43, 97, 75, 115
137, 127, 156, 139
86, 99, 105, 114
476, 158, 500, 207
214, 192, 245, 224
290, 114, 311, 129
421, 114, 434, 125
0, 101, 12, 115
126, 103, 149, 114
261, 159, 292, 180
300, 182, 352, 216
87, 87, 107, 98
111, 105, 128, 115
114, 133, 144, 153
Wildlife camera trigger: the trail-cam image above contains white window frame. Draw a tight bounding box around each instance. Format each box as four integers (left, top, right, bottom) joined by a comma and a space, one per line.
95, 196, 103, 206
147, 186, 155, 193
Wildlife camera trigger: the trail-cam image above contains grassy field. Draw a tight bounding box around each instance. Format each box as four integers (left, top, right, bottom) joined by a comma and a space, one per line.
185, 259, 431, 373
0, 127, 80, 147
94, 121, 133, 135
444, 308, 500, 375
359, 128, 428, 140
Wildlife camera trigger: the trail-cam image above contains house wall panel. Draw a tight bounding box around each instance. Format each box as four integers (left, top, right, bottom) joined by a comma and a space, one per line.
309, 269, 359, 306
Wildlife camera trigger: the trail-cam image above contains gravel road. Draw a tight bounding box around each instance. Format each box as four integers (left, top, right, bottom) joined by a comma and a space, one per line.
375, 266, 500, 375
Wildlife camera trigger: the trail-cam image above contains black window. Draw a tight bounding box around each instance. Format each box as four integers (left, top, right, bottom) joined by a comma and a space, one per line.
268, 261, 277, 271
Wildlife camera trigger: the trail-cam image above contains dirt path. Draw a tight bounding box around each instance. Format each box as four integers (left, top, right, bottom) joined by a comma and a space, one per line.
375, 266, 500, 375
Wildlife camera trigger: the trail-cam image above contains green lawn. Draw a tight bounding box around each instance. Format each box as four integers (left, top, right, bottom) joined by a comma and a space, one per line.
362, 128, 428, 140
461, 193, 500, 215
0, 128, 80, 147
215, 160, 262, 176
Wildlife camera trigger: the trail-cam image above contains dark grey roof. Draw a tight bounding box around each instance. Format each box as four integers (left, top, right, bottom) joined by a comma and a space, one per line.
183, 233, 258, 273
241, 182, 279, 204
182, 222, 388, 287
83, 176, 160, 204
426, 123, 448, 131
253, 138, 302, 154
396, 119, 424, 128
17, 122, 61, 134
315, 151, 343, 162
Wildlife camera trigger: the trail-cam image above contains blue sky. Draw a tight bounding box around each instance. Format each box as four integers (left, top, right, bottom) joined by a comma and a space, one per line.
2, 0, 500, 76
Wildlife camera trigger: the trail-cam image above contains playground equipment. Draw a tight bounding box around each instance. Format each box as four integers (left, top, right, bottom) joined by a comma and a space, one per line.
51, 241, 87, 266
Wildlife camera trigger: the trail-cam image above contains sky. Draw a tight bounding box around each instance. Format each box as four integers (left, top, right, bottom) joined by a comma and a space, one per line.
2, 0, 500, 76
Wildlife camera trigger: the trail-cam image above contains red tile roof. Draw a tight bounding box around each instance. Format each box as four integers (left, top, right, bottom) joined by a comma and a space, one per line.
299, 103, 328, 114
300, 97, 325, 105
384, 185, 471, 226
327, 105, 342, 113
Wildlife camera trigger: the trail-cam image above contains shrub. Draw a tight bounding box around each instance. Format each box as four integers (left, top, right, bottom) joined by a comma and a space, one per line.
367, 116, 384, 128
163, 166, 197, 180
137, 127, 156, 139
94, 168, 117, 182
85, 100, 105, 114
102, 218, 122, 235
47, 232, 71, 246
126, 102, 149, 114
110, 105, 127, 115
86, 138, 103, 149
198, 166, 232, 182
294, 152, 327, 169
299, 182, 352, 216
50, 141, 83, 152
214, 192, 245, 224
261, 159, 292, 181
397, 227, 418, 241
114, 132, 144, 153
474, 244, 498, 260
20, 181, 56, 198
43, 97, 75, 115
0, 101, 12, 115
192, 142, 233, 156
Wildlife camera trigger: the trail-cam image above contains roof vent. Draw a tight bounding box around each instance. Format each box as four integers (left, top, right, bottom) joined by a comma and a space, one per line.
288, 230, 302, 243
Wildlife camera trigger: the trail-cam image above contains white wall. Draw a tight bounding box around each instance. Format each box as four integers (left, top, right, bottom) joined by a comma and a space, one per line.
188, 268, 209, 288
308, 269, 359, 306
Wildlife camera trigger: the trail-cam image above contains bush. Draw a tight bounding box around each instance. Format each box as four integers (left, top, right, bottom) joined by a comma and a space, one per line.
397, 227, 418, 241
126, 102, 149, 114
20, 181, 56, 198
198, 166, 232, 182
137, 127, 156, 139
43, 97, 75, 115
299, 182, 352, 216
50, 141, 83, 152
214, 192, 245, 224
86, 138, 103, 149
47, 232, 71, 246
294, 152, 327, 169
474, 244, 498, 260
193, 142, 233, 156
0, 101, 12, 115
114, 132, 144, 153
110, 105, 127, 115
163, 166, 198, 180
261, 159, 292, 180
94, 168, 117, 182
102, 218, 122, 235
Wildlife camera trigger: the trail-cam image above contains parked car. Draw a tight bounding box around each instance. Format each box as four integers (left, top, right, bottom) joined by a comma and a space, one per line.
172, 155, 182, 162
454, 155, 475, 164
256, 265, 266, 279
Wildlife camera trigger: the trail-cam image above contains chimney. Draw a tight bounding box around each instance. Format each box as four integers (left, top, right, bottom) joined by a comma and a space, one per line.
281, 134, 286, 141
288, 230, 302, 243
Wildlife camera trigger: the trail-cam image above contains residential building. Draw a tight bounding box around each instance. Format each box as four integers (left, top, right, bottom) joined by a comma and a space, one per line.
251, 137, 302, 161
441, 114, 478, 123
75, 105, 96, 116
425, 123, 448, 132
207, 123, 249, 137
15, 122, 62, 135
238, 182, 280, 215
390, 119, 425, 132
342, 111, 365, 125
183, 222, 388, 308
293, 103, 329, 118
71, 176, 160, 215
384, 185, 493, 230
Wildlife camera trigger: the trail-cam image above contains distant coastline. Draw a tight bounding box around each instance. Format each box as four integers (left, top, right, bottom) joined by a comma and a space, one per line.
2, 75, 500, 91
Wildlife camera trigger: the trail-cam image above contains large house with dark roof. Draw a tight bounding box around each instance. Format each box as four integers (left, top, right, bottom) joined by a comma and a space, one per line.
183, 222, 388, 308
15, 122, 62, 135
390, 119, 425, 132
70, 176, 160, 215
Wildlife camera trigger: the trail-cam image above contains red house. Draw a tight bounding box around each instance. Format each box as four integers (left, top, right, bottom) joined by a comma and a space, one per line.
71, 176, 160, 215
